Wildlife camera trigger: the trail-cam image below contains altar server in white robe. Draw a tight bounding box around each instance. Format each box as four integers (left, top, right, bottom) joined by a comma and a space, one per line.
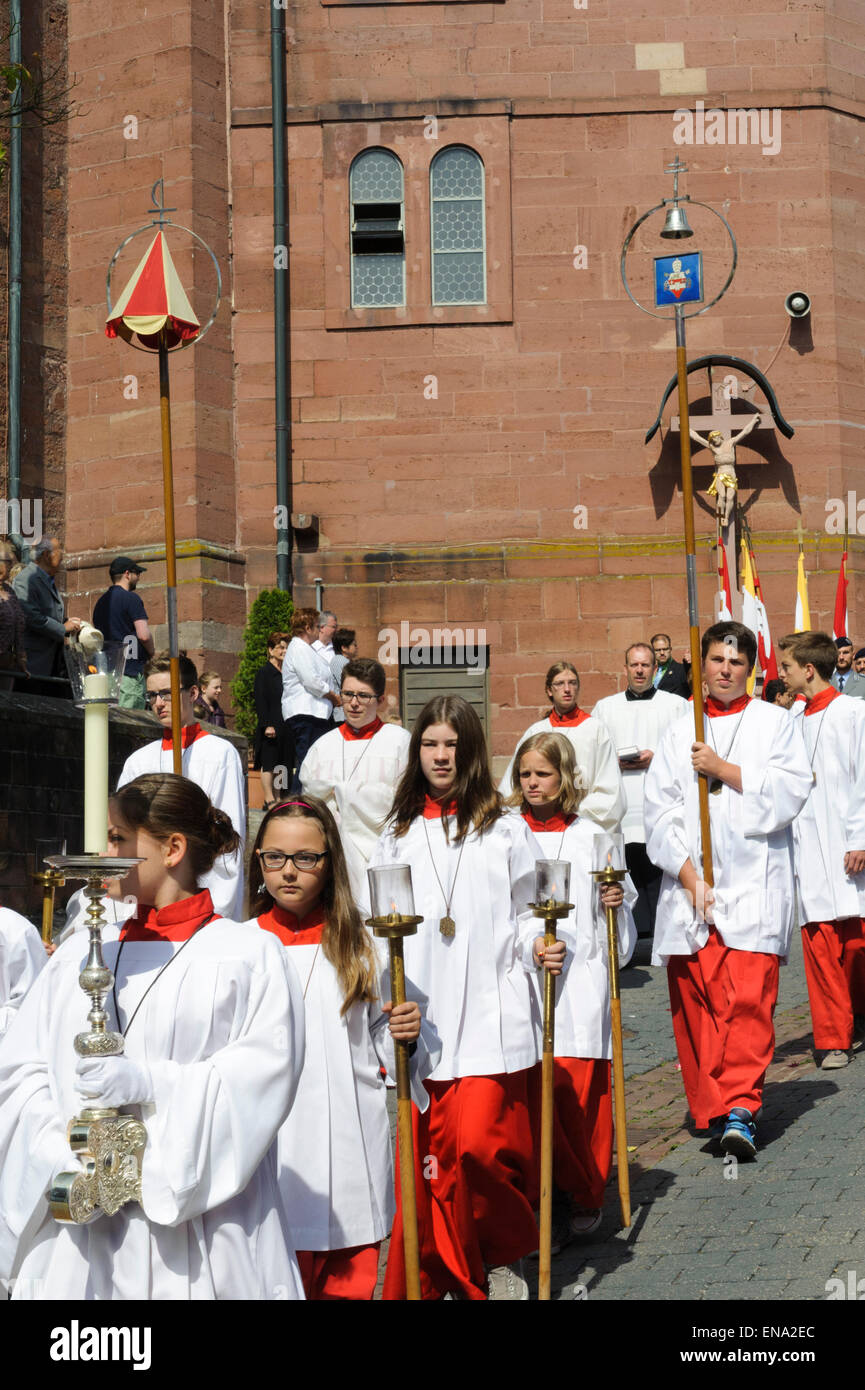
117, 651, 246, 919
498, 660, 625, 831
593, 642, 687, 937
644, 621, 812, 1160
0, 905, 46, 1039
507, 732, 636, 1244
0, 773, 305, 1301
778, 630, 865, 1068
300, 657, 410, 899
368, 694, 542, 1302
246, 795, 440, 1300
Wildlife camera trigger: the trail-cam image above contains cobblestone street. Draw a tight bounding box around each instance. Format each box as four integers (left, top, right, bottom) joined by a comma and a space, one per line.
552, 931, 865, 1302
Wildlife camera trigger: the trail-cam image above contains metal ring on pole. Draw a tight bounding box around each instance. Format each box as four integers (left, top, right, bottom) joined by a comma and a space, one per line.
620, 199, 737, 321
106, 220, 222, 353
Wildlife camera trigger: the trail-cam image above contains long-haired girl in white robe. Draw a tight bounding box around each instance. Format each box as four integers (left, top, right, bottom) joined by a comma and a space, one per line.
369, 694, 542, 1302
507, 732, 637, 1246
0, 773, 306, 1301
246, 794, 437, 1301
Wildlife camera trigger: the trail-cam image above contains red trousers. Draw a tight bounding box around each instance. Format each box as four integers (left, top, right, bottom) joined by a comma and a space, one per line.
382, 1070, 538, 1302
296, 1244, 380, 1301
528, 1057, 612, 1210
801, 918, 865, 1050
667, 929, 779, 1128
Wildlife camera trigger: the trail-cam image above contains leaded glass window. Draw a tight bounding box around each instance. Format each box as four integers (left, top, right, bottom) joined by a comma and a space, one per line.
430, 147, 486, 306
350, 149, 405, 308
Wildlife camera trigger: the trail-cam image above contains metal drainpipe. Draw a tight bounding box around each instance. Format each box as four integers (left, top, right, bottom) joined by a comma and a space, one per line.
6, 0, 23, 555
270, 0, 292, 593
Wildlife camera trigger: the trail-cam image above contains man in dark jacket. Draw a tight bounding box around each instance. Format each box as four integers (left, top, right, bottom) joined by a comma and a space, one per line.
651, 633, 691, 699
12, 536, 81, 677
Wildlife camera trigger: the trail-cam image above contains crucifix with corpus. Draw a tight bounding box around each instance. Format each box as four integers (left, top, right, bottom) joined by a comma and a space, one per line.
670, 367, 775, 619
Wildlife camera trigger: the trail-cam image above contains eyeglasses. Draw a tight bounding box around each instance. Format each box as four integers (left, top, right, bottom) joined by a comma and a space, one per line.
144, 686, 193, 705
342, 690, 377, 704
257, 849, 328, 871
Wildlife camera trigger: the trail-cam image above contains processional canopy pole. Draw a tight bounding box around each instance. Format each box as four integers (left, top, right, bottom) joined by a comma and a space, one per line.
105, 180, 221, 773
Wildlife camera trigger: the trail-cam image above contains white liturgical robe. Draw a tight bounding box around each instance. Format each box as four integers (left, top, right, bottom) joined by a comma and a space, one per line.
592, 689, 687, 842
644, 698, 812, 965
498, 714, 625, 832
516, 816, 637, 1060
793, 691, 865, 925
246, 907, 441, 1251
0, 913, 306, 1300
117, 727, 246, 919
367, 810, 541, 1080
0, 907, 45, 1040
300, 721, 411, 899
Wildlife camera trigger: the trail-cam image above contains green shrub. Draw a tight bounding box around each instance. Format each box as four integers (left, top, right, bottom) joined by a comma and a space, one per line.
231, 589, 294, 742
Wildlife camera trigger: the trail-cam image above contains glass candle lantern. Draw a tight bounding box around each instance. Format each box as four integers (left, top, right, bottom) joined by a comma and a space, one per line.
534, 859, 571, 907
592, 832, 626, 875
368, 863, 416, 919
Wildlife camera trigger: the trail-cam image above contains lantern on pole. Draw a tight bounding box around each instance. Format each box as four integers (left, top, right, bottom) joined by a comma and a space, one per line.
105, 180, 221, 771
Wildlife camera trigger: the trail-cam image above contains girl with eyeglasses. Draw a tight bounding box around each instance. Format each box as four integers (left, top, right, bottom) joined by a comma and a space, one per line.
246, 795, 439, 1301
0, 774, 306, 1300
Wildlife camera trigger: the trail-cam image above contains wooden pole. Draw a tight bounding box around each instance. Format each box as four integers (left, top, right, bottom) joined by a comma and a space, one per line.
538, 912, 557, 1301
387, 932, 422, 1301
605, 895, 631, 1227
158, 334, 182, 774
675, 304, 714, 888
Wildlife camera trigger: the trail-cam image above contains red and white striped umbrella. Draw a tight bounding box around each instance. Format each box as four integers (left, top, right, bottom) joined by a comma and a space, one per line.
106, 229, 200, 349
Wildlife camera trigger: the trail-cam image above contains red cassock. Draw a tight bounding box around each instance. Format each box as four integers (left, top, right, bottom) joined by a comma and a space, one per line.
527, 1058, 612, 1210
801, 917, 865, 1050
383, 1072, 538, 1301
296, 1245, 380, 1302
667, 928, 779, 1128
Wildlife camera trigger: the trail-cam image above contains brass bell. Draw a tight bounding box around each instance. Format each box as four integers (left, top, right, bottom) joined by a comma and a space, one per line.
660, 202, 694, 239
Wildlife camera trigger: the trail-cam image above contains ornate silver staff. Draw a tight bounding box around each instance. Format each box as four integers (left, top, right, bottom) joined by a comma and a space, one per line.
46, 856, 146, 1224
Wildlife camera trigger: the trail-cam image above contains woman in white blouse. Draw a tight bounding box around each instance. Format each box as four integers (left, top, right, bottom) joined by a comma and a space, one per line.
281, 607, 341, 791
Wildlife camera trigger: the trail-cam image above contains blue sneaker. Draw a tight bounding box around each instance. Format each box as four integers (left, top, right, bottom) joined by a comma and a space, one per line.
720, 1108, 756, 1159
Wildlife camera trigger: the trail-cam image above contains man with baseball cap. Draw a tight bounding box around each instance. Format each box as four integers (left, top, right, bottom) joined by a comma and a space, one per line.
832, 636, 865, 700
92, 556, 154, 708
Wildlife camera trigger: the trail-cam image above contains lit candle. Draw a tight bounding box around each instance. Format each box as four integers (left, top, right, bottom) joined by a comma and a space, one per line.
368, 864, 415, 919
82, 669, 110, 853
534, 859, 570, 907
592, 832, 625, 874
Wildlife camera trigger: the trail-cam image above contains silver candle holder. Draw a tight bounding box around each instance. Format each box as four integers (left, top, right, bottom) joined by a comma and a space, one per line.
45, 854, 147, 1225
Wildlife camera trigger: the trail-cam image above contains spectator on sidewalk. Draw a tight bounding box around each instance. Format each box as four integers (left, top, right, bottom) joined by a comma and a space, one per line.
832, 637, 865, 698
281, 608, 341, 792
330, 627, 357, 724
194, 670, 227, 728
312, 610, 338, 662
92, 556, 153, 709
253, 632, 293, 809
650, 633, 691, 698
0, 541, 28, 690
12, 536, 81, 677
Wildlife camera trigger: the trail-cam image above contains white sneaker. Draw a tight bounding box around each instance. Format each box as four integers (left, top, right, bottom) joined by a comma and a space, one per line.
821, 1049, 850, 1070
486, 1260, 530, 1300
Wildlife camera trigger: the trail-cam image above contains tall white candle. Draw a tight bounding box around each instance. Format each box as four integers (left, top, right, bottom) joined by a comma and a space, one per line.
82, 671, 110, 853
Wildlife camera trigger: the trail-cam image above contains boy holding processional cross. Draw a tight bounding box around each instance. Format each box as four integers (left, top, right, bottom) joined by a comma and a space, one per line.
643, 621, 812, 1158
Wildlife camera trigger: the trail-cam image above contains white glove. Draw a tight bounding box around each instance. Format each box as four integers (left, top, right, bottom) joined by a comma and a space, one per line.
75, 1056, 155, 1108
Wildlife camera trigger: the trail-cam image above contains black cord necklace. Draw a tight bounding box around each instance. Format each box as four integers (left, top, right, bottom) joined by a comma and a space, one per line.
111, 911, 216, 1038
